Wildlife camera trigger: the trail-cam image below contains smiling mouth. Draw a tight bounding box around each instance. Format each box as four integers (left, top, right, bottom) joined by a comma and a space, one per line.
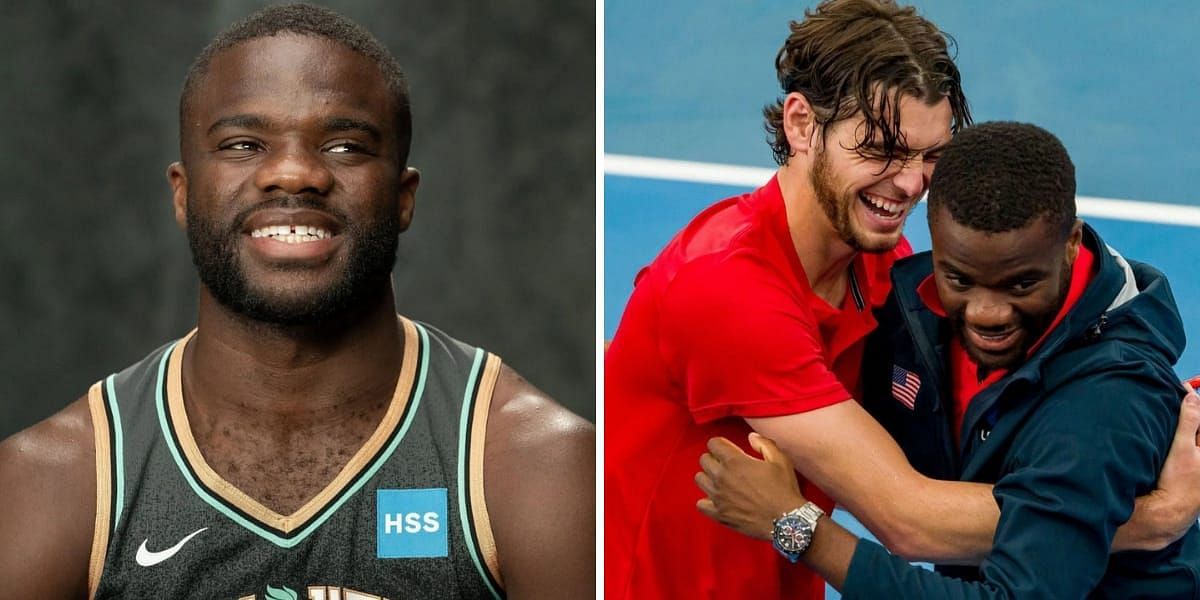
859, 192, 908, 220
239, 207, 345, 263
249, 224, 333, 244
966, 328, 1020, 353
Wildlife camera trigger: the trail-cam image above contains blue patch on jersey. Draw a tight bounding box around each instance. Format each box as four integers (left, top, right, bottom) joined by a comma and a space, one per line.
376, 488, 449, 558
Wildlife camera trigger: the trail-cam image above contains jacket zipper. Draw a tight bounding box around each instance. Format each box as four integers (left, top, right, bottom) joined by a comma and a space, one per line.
893, 287, 960, 476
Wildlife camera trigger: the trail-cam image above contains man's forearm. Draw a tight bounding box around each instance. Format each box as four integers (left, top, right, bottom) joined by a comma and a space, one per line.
802, 513, 1004, 598
895, 478, 997, 564
1113, 492, 1187, 551
748, 404, 999, 563
799, 515, 859, 590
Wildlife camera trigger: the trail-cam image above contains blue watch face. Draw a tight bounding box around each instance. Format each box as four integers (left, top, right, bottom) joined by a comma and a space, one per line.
772, 515, 808, 561
775, 517, 804, 550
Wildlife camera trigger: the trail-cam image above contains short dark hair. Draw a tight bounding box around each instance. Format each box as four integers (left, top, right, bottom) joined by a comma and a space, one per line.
764, 0, 970, 166
927, 121, 1076, 238
179, 3, 412, 165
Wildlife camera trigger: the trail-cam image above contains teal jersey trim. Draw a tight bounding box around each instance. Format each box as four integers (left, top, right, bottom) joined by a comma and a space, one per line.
104, 374, 126, 532
457, 348, 503, 600
154, 324, 431, 548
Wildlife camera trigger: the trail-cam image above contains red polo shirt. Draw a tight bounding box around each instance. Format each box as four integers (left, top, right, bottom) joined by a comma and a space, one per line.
605, 176, 910, 599
916, 245, 1097, 442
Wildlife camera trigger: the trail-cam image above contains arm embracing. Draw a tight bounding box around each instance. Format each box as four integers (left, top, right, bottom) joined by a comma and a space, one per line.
663, 256, 999, 563
1113, 386, 1200, 550
747, 404, 998, 563
808, 371, 1176, 598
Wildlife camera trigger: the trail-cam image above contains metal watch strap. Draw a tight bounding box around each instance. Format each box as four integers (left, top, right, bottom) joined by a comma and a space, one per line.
795, 501, 824, 526
771, 501, 825, 562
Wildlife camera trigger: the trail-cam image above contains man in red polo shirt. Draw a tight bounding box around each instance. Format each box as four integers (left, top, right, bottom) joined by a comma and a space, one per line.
606, 1, 969, 597
604, 1, 1200, 598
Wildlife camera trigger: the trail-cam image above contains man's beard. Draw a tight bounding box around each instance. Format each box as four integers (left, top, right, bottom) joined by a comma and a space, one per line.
954, 258, 1074, 373
811, 149, 899, 253
811, 148, 862, 251
186, 195, 400, 326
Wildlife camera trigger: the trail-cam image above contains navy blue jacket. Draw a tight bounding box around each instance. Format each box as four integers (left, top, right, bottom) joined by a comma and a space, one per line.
845, 225, 1200, 598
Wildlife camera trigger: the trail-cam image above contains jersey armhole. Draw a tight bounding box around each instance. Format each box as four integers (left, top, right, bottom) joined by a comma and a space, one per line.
86, 380, 112, 600
462, 351, 505, 597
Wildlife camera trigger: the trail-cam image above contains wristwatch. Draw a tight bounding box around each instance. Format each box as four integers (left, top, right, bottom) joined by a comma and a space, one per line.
771, 501, 825, 563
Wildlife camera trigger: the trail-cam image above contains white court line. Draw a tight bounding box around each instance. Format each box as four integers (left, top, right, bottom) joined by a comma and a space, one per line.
605, 154, 1200, 228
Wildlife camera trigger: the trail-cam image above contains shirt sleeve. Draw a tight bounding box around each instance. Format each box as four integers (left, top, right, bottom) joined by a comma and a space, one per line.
658, 250, 852, 424
842, 367, 1177, 599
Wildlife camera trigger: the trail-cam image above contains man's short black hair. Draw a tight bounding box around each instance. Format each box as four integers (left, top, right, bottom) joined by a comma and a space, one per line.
179, 3, 412, 165
927, 121, 1075, 238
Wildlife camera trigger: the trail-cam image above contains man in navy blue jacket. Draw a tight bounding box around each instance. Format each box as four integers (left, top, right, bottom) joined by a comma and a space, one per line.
696, 122, 1200, 597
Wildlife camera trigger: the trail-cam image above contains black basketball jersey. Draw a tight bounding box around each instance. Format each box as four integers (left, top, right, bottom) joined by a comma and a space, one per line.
87, 317, 506, 599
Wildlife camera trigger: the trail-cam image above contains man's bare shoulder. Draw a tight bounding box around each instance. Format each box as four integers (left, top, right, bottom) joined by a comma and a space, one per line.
488, 364, 594, 458
0, 395, 96, 597
1, 395, 95, 475
485, 363, 594, 506
483, 364, 594, 599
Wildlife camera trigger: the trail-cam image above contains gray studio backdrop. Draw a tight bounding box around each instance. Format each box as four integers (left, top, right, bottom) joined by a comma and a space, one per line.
0, 1, 595, 440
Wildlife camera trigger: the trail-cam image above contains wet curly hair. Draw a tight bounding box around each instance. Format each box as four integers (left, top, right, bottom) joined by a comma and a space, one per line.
764, 0, 970, 166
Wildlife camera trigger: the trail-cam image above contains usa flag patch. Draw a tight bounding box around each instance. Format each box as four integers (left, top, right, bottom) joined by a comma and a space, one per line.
892, 365, 921, 410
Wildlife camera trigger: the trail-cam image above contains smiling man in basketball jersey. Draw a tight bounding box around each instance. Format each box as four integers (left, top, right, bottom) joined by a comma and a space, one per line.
0, 4, 594, 599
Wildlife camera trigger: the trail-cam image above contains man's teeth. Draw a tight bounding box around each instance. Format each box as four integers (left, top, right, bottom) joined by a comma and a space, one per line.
862, 193, 904, 217
249, 225, 332, 243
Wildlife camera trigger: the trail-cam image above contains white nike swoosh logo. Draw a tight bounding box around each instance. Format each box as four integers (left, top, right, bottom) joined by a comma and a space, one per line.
135, 527, 208, 567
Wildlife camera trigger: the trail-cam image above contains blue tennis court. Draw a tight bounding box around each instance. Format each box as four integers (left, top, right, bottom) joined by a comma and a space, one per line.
605, 1, 1200, 597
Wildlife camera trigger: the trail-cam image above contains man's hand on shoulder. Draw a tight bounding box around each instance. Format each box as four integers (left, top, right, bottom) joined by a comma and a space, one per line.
1116, 388, 1200, 551
484, 365, 595, 599
0, 396, 96, 598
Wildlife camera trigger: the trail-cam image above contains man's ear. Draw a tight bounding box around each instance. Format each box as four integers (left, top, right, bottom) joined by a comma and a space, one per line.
397, 167, 420, 232
167, 162, 188, 230
782, 92, 819, 159
1064, 218, 1084, 265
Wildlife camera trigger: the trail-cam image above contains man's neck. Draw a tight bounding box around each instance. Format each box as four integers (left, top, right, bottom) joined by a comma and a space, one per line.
778, 165, 858, 306
183, 284, 405, 432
